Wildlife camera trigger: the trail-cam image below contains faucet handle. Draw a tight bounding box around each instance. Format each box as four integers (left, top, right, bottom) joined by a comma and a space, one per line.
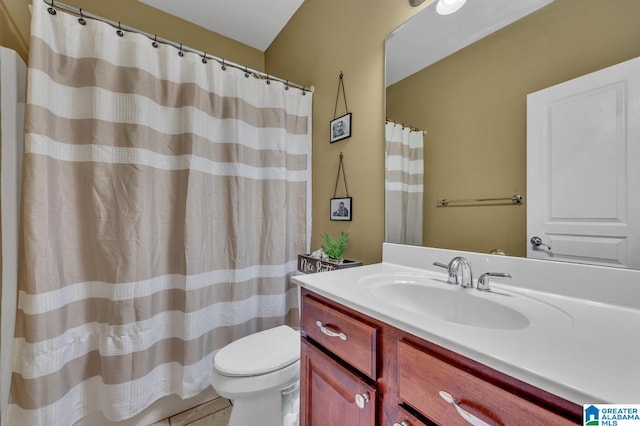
476, 272, 512, 292
432, 261, 459, 285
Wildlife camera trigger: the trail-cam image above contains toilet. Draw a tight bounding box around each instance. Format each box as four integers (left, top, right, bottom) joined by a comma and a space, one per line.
211, 325, 301, 426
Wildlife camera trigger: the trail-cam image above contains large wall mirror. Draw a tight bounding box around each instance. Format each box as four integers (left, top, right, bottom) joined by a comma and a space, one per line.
385, 0, 640, 269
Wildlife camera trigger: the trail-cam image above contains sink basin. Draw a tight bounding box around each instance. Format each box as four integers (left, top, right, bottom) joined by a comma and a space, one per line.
358, 272, 571, 330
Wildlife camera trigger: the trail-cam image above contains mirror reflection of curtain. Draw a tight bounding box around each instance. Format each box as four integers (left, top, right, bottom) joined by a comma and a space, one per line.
9, 2, 312, 425
385, 122, 424, 245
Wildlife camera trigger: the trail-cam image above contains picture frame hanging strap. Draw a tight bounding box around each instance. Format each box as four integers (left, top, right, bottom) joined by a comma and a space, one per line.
333, 152, 349, 198
333, 71, 349, 119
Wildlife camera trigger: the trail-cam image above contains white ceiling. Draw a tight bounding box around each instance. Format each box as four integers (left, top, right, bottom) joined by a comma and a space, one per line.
138, 0, 305, 52
385, 0, 554, 87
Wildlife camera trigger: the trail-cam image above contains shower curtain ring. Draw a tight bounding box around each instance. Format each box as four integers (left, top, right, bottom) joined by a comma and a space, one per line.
178, 43, 184, 57
152, 35, 159, 48
78, 9, 86, 25
116, 22, 124, 37
221, 59, 226, 71
244, 66, 250, 78
266, 74, 271, 85
48, 0, 57, 15
285, 80, 290, 90
201, 52, 208, 64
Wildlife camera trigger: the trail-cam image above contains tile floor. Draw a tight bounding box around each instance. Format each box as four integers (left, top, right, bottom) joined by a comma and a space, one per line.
149, 397, 232, 426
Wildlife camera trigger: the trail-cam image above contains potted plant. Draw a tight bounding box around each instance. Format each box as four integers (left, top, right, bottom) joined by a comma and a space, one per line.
297, 232, 362, 274
321, 232, 349, 263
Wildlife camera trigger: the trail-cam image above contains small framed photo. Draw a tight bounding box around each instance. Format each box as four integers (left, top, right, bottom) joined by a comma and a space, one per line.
330, 197, 352, 221
330, 113, 352, 143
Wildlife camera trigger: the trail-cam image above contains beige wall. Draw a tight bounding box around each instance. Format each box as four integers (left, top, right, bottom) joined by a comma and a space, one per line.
0, 0, 264, 70
386, 0, 640, 257
0, 0, 29, 60
266, 0, 428, 264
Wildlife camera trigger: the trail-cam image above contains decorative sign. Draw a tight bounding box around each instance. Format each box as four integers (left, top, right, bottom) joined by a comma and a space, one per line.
297, 254, 362, 274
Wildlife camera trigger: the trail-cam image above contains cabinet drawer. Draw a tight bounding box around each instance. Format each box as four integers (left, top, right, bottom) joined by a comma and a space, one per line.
301, 295, 377, 379
397, 341, 577, 426
394, 406, 428, 426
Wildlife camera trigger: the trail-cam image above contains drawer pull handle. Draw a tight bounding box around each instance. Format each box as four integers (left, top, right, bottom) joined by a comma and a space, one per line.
354, 393, 369, 409
439, 391, 491, 426
393, 422, 409, 426
316, 321, 347, 340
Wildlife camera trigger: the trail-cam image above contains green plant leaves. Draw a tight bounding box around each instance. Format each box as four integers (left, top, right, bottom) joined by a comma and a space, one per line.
321, 232, 349, 261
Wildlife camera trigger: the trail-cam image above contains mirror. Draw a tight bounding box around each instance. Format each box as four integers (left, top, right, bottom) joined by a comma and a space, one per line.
385, 0, 640, 268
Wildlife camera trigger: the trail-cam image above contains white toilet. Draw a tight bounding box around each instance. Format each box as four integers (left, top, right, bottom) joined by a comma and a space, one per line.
211, 325, 301, 426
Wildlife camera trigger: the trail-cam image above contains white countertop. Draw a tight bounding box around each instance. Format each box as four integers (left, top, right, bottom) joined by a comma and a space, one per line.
292, 254, 640, 405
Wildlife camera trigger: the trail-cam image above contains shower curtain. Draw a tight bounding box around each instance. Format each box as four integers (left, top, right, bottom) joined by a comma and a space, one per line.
9, 2, 312, 425
385, 122, 424, 246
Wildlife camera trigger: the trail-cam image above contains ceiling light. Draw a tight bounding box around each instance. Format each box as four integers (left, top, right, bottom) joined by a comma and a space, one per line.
436, 0, 467, 15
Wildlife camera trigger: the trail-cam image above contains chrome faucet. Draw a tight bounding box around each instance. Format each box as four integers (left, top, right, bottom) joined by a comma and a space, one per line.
433, 256, 473, 288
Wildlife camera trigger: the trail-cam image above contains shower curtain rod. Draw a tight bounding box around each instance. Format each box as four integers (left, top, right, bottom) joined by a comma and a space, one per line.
386, 118, 426, 134
42, 0, 313, 93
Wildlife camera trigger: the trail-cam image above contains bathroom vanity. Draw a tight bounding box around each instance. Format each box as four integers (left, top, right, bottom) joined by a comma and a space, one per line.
292, 243, 640, 425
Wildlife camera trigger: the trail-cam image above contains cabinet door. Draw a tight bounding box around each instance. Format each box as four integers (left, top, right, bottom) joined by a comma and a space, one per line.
300, 338, 377, 426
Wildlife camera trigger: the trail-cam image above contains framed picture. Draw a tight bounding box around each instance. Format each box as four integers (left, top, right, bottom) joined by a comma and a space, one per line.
330, 113, 352, 143
330, 197, 352, 221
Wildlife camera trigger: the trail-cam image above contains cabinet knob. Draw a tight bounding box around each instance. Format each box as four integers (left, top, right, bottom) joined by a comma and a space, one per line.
439, 391, 491, 426
354, 393, 369, 409
316, 321, 347, 340
393, 422, 409, 426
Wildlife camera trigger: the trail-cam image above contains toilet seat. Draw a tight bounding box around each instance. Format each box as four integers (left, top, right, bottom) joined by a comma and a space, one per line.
211, 359, 300, 399
214, 325, 300, 377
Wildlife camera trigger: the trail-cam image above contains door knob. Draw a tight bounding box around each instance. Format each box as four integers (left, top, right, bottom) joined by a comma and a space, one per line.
530, 236, 551, 250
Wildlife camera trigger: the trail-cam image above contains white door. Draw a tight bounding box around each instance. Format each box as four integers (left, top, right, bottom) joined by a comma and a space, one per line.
527, 56, 640, 268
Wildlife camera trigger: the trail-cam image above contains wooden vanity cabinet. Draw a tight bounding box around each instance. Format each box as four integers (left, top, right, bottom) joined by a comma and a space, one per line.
299, 288, 582, 426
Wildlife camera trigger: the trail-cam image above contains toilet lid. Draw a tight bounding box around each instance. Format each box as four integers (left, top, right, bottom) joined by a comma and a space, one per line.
213, 325, 300, 376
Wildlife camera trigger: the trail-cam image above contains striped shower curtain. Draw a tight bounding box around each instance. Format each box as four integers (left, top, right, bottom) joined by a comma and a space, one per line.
385, 122, 424, 246
9, 2, 312, 425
